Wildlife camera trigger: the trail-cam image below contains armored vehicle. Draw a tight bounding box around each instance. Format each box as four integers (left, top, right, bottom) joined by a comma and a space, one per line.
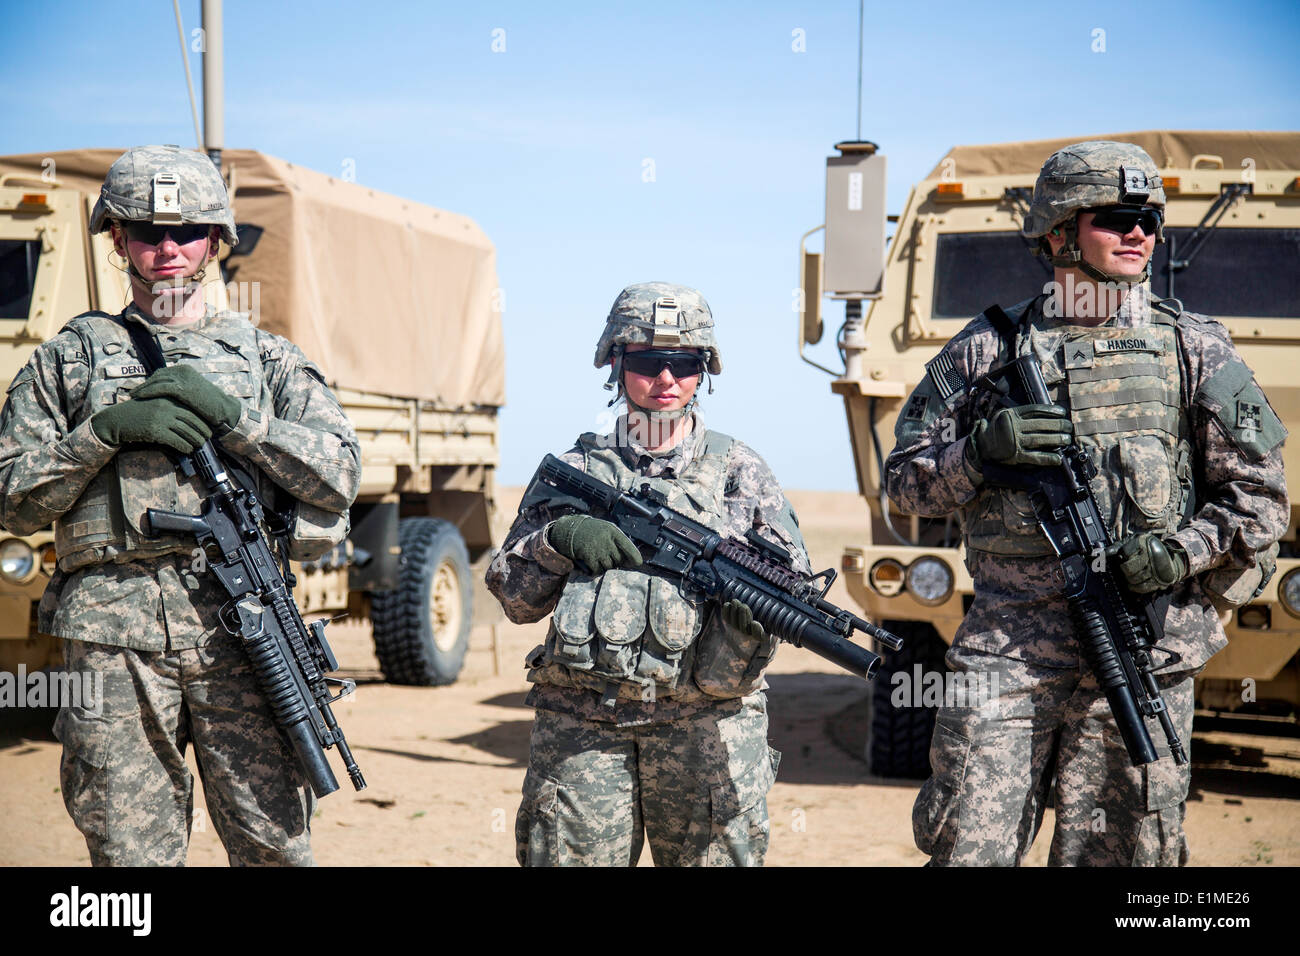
798, 131, 1300, 776
0, 148, 504, 686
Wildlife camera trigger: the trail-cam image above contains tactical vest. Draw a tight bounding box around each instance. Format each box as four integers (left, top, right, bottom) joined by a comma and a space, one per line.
545, 429, 734, 693
54, 310, 269, 571
966, 305, 1192, 557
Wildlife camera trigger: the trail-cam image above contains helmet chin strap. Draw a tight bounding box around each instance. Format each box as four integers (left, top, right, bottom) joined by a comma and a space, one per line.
1046, 217, 1151, 284
625, 394, 696, 423
605, 346, 703, 422
114, 227, 213, 303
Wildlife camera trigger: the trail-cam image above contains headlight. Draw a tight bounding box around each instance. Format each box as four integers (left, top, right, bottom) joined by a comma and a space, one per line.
1279, 568, 1300, 618
869, 559, 905, 597
0, 539, 37, 584
906, 556, 954, 606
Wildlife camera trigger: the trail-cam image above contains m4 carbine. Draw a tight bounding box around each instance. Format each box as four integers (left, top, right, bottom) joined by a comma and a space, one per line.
532, 454, 903, 680
127, 322, 365, 797
975, 354, 1187, 766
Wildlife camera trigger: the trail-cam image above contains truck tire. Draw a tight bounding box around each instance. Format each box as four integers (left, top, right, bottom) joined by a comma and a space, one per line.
868, 621, 948, 779
370, 517, 472, 686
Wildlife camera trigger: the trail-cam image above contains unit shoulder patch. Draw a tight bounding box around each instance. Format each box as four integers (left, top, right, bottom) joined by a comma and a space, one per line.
1198, 357, 1287, 459
903, 392, 930, 422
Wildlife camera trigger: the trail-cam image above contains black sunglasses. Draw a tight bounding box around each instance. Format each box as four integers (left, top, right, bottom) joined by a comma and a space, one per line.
1087, 204, 1163, 236
121, 222, 213, 246
621, 349, 706, 379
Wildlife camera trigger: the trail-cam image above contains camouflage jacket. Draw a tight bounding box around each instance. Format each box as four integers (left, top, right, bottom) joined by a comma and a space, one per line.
885, 286, 1288, 670
486, 413, 810, 725
0, 305, 361, 650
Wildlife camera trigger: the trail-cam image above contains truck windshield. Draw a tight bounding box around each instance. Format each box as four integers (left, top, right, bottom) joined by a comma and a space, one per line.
0, 239, 41, 320
931, 232, 1048, 318
933, 228, 1300, 320
1152, 228, 1300, 318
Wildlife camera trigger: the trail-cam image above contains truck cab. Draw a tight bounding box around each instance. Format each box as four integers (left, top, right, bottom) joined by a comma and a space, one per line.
800, 131, 1300, 776
0, 149, 505, 686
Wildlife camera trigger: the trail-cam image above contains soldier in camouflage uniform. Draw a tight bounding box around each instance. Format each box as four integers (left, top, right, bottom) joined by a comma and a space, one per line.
886, 142, 1287, 866
0, 146, 361, 866
487, 282, 809, 866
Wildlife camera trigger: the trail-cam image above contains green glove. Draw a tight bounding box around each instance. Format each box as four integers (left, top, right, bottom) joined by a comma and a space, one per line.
130, 364, 243, 432
721, 599, 765, 640
548, 515, 643, 575
967, 403, 1073, 471
1108, 533, 1189, 594
91, 396, 213, 454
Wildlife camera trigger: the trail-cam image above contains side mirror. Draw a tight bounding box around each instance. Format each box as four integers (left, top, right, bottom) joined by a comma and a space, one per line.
801, 249, 823, 345
228, 223, 264, 257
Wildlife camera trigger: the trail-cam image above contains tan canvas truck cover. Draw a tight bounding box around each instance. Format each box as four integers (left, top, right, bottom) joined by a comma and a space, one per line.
926, 129, 1298, 179
0, 148, 504, 407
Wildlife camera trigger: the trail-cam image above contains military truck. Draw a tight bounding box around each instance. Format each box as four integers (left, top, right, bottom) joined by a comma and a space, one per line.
0, 148, 504, 686
798, 130, 1300, 777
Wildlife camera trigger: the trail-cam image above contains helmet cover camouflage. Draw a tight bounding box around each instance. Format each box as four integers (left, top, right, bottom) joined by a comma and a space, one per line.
1023, 140, 1166, 238
90, 145, 238, 246
593, 282, 722, 375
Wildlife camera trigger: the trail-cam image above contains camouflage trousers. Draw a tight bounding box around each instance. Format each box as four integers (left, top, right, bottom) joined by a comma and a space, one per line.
54, 636, 315, 866
516, 694, 779, 866
913, 646, 1195, 867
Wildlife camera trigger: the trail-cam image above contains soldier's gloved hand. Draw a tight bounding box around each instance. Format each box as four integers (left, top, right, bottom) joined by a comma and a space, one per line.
721, 599, 765, 640
966, 403, 1073, 471
91, 396, 213, 454
1107, 533, 1189, 594
130, 364, 243, 432
547, 515, 643, 575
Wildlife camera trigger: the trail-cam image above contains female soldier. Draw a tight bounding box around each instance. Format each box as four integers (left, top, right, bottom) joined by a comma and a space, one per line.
487, 282, 809, 867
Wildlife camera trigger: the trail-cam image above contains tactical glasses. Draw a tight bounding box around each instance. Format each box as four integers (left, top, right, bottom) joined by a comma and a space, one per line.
121, 222, 213, 246
621, 349, 706, 379
1087, 204, 1163, 236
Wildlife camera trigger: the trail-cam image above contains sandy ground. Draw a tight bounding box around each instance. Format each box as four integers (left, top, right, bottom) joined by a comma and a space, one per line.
2, 488, 1297, 867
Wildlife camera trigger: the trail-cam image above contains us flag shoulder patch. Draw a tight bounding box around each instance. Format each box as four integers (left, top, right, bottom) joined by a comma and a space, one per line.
925, 350, 967, 401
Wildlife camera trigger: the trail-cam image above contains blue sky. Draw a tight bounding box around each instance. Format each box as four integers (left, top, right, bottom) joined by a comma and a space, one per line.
3, 1, 1297, 489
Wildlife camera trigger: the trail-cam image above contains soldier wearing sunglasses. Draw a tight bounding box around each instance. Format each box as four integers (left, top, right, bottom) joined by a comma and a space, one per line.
885, 141, 1286, 866
488, 282, 809, 866
0, 146, 360, 865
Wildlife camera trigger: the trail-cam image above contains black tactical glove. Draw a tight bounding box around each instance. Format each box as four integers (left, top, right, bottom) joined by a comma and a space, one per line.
1107, 533, 1189, 594
967, 403, 1074, 471
130, 364, 243, 433
721, 598, 765, 640
547, 515, 643, 575
91, 396, 213, 454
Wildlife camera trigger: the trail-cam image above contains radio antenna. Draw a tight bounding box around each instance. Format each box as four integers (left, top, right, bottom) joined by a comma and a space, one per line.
856, 0, 864, 140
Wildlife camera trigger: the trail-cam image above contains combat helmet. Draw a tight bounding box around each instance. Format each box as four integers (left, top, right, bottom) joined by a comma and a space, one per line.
90, 145, 238, 246
1023, 140, 1165, 283
595, 282, 721, 416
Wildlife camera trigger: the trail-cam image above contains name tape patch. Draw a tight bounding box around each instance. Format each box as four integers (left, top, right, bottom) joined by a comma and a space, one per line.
104, 363, 147, 378
1093, 338, 1162, 354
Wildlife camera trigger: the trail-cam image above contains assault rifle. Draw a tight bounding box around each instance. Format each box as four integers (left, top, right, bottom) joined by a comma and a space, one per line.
532, 454, 904, 680
975, 354, 1187, 766
126, 323, 365, 797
